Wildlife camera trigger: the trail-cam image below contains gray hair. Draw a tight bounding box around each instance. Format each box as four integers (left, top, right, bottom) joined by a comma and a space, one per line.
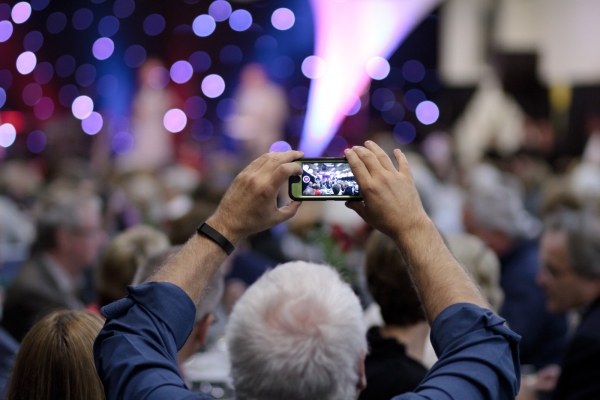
545, 210, 600, 278
133, 246, 224, 322
226, 261, 367, 400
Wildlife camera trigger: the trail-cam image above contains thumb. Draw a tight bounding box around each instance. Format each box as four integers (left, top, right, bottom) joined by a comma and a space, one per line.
276, 200, 303, 222
345, 201, 366, 219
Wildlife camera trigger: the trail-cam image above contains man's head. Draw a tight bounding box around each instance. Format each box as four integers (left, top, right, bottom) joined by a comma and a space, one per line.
227, 261, 367, 400
537, 210, 600, 312
332, 184, 341, 195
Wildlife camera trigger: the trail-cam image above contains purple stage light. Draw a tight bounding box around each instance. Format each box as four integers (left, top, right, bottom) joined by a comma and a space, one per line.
27, 130, 46, 153
289, 86, 309, 110
229, 10, 252, 32
371, 88, 395, 111
47, 12, 67, 34
269, 141, 292, 153
147, 67, 169, 89
415, 101, 439, 125
272, 56, 294, 79
189, 51, 211, 73
82, 112, 103, 135
58, 84, 79, 107
144, 14, 165, 36
184, 96, 207, 119
0, 70, 12, 89
0, 124, 16, 148
73, 8, 93, 30
0, 21, 13, 43
0, 88, 5, 108
326, 136, 348, 157
302, 56, 326, 79
0, 4, 9, 20
24, 31, 43, 52
201, 74, 225, 98
255, 35, 277, 50
209, 1, 232, 22
272, 8, 295, 31
97, 75, 119, 97
403, 88, 426, 111
191, 118, 213, 142
193, 14, 216, 37
12, 2, 32, 24
344, 95, 361, 116
170, 61, 193, 84
216, 98, 238, 122
402, 60, 425, 83
75, 64, 96, 87
16, 52, 37, 75
72, 95, 94, 120
124, 45, 146, 68
93, 38, 115, 60
163, 109, 187, 133
220, 45, 242, 65
30, 0, 49, 11
366, 57, 390, 80
34, 62, 53, 84
22, 83, 42, 106
55, 55, 76, 78
382, 102, 405, 125
98, 16, 120, 37
112, 132, 133, 155
114, 0, 135, 19
393, 121, 417, 144
34, 97, 54, 120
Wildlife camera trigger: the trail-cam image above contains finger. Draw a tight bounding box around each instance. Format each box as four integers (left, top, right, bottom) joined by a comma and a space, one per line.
275, 200, 302, 223
259, 150, 304, 174
344, 148, 371, 185
393, 148, 410, 173
272, 162, 303, 188
353, 146, 384, 176
345, 201, 366, 220
245, 153, 272, 174
365, 141, 395, 172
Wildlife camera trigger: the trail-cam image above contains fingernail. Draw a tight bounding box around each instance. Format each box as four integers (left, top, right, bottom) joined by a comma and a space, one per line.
344, 148, 350, 153
366, 140, 373, 144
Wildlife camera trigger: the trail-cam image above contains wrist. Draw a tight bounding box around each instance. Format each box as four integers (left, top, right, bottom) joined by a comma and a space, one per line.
391, 212, 434, 244
206, 214, 245, 246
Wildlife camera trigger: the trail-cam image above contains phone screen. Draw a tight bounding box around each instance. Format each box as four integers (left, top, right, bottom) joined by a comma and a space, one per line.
289, 158, 362, 201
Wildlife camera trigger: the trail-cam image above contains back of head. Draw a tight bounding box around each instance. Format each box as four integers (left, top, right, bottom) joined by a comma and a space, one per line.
96, 225, 170, 307
7, 310, 105, 400
365, 230, 425, 326
227, 261, 367, 400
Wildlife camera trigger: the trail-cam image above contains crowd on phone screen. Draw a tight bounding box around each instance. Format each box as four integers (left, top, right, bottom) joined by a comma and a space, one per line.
303, 180, 360, 196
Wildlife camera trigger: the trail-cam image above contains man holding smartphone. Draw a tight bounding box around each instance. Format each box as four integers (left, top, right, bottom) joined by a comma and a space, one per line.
94, 142, 520, 399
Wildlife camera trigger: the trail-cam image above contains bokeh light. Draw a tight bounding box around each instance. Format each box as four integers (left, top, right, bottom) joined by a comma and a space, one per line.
55, 55, 76, 77
302, 56, 326, 79
289, 86, 309, 110
144, 14, 165, 36
201, 74, 225, 98
71, 95, 94, 119
269, 141, 292, 152
47, 12, 67, 34
0, 4, 8, 19
220, 45, 242, 65
97, 75, 119, 97
93, 37, 115, 60
193, 14, 216, 37
11, 2, 32, 24
366, 57, 390, 80
0, 70, 11, 89
229, 10, 252, 32
189, 51, 211, 72
403, 88, 426, 111
147, 67, 169, 89
27, 130, 46, 153
184, 96, 207, 119
124, 45, 146, 68
34, 97, 54, 120
0, 21, 14, 43
58, 84, 79, 107
82, 112, 103, 135
191, 118, 213, 142
272, 8, 295, 30
326, 136, 348, 157
393, 121, 417, 144
72, 8, 93, 30
382, 102, 405, 124
163, 109, 187, 133
344, 94, 361, 116
415, 100, 439, 125
170, 61, 193, 84
0, 124, 17, 148
98, 16, 120, 37
22, 83, 42, 106
24, 31, 43, 52
113, 0, 135, 19
34, 62, 53, 84
371, 88, 395, 111
75, 64, 96, 86
16, 52, 37, 75
30, 0, 50, 11
402, 60, 425, 83
271, 56, 294, 79
0, 88, 5, 108
255, 35, 277, 50
216, 98, 238, 122
112, 132, 133, 155
209, 1, 232, 22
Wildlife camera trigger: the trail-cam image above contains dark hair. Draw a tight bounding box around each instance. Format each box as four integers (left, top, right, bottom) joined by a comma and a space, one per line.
365, 230, 425, 326
332, 184, 341, 195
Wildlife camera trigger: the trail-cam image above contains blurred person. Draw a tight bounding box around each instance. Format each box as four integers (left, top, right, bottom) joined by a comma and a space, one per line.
93, 225, 170, 313
0, 226, 19, 400
464, 184, 568, 368
6, 310, 104, 400
2, 192, 104, 341
94, 144, 520, 400
332, 183, 341, 195
133, 246, 224, 367
359, 230, 428, 400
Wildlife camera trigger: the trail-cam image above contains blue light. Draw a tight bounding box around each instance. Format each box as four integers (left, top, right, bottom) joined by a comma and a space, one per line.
220, 45, 242, 65
143, 14, 165, 36
191, 119, 213, 142
34, 62, 53, 84
189, 51, 211, 73
403, 89, 426, 112
124, 45, 146, 68
193, 14, 216, 37
72, 8, 93, 30
0, 88, 5, 108
75, 64, 96, 87
229, 10, 252, 32
98, 16, 120, 37
113, 0, 135, 19
393, 121, 416, 144
23, 31, 43, 52
46, 12, 67, 34
97, 75, 119, 97
271, 56, 294, 79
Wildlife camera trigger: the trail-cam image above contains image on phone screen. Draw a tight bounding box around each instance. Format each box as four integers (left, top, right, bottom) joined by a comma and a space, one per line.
289, 158, 361, 200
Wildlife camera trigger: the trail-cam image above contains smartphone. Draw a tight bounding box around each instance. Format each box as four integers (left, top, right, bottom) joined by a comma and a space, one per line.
289, 158, 362, 201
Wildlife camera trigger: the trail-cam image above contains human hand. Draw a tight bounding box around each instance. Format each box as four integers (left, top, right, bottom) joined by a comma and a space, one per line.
208, 150, 304, 244
345, 141, 428, 240
535, 364, 561, 392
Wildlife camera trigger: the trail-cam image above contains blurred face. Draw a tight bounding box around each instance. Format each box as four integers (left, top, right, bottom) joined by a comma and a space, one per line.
63, 205, 105, 270
537, 231, 592, 312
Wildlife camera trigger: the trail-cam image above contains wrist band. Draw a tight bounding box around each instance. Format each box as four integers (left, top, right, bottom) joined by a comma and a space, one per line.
196, 222, 235, 255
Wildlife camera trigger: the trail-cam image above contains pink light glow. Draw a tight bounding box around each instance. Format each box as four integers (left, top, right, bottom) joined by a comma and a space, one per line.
299, 0, 442, 156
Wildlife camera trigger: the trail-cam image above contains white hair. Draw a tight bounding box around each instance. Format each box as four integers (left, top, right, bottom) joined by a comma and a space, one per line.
226, 261, 367, 400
